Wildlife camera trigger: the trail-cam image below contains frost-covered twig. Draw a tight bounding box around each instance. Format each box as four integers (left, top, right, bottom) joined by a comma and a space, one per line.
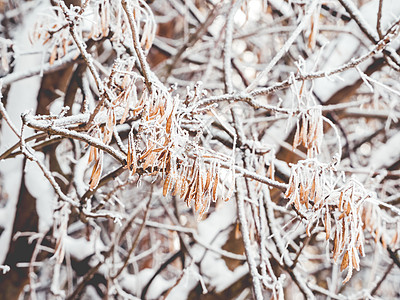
338, 0, 400, 69
58, 1, 106, 96
235, 183, 264, 300
19, 120, 79, 207
1, 50, 80, 86
264, 187, 316, 299
111, 195, 152, 279
223, 0, 243, 94
121, 0, 153, 93
201, 19, 400, 109
246, 0, 319, 91
215, 159, 288, 191
22, 113, 125, 163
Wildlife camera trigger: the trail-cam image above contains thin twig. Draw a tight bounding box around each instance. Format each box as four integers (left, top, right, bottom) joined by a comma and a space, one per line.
235, 183, 264, 300
121, 0, 153, 93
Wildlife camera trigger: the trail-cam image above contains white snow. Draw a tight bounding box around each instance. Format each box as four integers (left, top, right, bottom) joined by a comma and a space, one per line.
24, 156, 55, 233
0, 2, 45, 263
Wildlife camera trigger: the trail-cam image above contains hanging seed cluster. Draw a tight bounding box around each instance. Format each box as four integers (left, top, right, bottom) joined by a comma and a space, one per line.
292, 106, 323, 158
85, 56, 227, 216
164, 160, 230, 218
30, 13, 73, 65
285, 159, 399, 284
30, 0, 156, 65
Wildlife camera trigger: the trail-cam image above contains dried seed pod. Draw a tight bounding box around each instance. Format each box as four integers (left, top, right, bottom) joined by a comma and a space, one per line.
180, 179, 189, 199
299, 183, 306, 205
199, 193, 211, 218
351, 248, 360, 271
294, 191, 300, 210
338, 212, 346, 220
89, 152, 103, 190
195, 174, 204, 211
88, 146, 98, 164
309, 175, 316, 204
142, 152, 157, 170
341, 219, 347, 250
340, 251, 349, 272
127, 132, 137, 174
300, 113, 308, 147
342, 263, 353, 284
314, 176, 322, 207
120, 93, 131, 124
333, 229, 341, 262
171, 174, 180, 196
358, 241, 365, 257
166, 111, 173, 134
381, 236, 387, 249
325, 210, 331, 240
306, 221, 313, 237
49, 45, 57, 65
140, 143, 155, 160
204, 169, 212, 192
212, 171, 219, 201
267, 161, 275, 180
285, 173, 296, 198
185, 182, 196, 208
163, 173, 172, 197
390, 231, 398, 247
293, 121, 301, 150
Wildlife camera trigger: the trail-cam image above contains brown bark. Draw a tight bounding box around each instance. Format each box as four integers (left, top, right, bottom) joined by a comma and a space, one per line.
0, 63, 74, 299
0, 159, 38, 300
